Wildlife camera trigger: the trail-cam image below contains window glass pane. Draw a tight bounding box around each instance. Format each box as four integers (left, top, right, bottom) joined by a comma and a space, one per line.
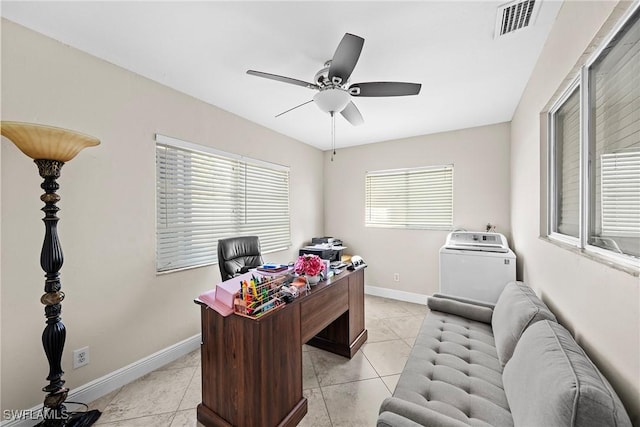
365, 166, 453, 229
588, 10, 640, 258
553, 87, 581, 237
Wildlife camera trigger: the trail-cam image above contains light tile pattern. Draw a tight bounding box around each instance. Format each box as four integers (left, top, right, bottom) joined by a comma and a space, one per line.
89, 295, 427, 426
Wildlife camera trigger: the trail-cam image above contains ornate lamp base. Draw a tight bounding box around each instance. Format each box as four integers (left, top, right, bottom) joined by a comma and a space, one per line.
33, 160, 101, 427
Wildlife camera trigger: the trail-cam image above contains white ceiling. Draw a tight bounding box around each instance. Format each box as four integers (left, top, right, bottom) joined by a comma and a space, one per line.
1, 1, 562, 150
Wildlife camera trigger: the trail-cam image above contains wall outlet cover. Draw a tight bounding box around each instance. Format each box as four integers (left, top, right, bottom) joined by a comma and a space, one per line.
73, 347, 90, 369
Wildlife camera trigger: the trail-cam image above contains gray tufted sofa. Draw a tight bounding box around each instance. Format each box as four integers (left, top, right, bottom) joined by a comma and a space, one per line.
377, 281, 632, 427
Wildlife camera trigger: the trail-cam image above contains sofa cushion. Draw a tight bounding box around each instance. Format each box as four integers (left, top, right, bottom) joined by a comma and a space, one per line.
428, 296, 493, 324
392, 311, 513, 426
491, 281, 556, 366
503, 321, 632, 427
378, 398, 470, 427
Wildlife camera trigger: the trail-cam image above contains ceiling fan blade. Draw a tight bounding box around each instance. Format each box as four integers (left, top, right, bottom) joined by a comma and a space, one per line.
340, 101, 364, 126
247, 70, 319, 90
275, 100, 314, 118
328, 33, 364, 84
349, 82, 421, 97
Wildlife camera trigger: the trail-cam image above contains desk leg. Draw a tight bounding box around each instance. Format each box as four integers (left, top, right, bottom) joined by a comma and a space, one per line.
307, 269, 368, 358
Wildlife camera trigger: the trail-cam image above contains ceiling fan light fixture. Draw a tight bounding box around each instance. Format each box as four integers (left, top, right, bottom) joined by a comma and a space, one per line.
313, 89, 350, 113
247, 32, 422, 130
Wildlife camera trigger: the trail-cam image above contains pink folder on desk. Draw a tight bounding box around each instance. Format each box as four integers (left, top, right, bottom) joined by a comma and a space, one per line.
198, 272, 253, 317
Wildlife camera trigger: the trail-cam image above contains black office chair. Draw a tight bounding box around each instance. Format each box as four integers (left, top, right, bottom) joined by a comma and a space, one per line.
217, 236, 264, 281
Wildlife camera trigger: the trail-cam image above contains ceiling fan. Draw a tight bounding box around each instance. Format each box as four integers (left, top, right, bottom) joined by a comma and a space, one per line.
246, 33, 422, 126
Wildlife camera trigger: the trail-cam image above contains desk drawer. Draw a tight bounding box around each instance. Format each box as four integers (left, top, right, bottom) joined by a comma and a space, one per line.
301, 281, 349, 343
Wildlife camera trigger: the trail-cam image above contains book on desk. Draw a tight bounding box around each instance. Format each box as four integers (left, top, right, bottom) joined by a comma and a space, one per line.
256, 263, 289, 273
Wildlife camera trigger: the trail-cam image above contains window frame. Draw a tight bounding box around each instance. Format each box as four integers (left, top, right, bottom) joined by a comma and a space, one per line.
546, 2, 640, 271
155, 133, 291, 274
547, 77, 582, 247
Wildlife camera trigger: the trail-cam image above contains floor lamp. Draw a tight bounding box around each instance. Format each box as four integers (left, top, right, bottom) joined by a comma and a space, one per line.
1, 122, 100, 427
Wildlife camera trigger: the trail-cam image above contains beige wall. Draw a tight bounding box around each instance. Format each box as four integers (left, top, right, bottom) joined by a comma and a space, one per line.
0, 20, 324, 412
510, 1, 639, 423
3, 0, 638, 421
323, 122, 511, 296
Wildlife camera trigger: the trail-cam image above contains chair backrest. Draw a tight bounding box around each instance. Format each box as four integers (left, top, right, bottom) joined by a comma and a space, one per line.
217, 236, 264, 281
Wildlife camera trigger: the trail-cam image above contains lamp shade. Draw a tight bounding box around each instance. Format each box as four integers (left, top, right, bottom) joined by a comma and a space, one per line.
313, 89, 350, 113
1, 121, 100, 162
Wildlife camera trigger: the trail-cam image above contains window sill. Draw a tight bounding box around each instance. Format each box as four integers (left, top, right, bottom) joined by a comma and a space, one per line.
540, 236, 639, 277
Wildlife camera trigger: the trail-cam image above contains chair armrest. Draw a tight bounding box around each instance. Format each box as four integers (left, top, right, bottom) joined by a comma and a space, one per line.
428, 296, 493, 324
378, 397, 469, 427
238, 266, 253, 274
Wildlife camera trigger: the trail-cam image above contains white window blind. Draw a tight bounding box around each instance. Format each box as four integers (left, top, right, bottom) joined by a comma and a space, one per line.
156, 135, 290, 273
365, 166, 453, 229
601, 151, 640, 237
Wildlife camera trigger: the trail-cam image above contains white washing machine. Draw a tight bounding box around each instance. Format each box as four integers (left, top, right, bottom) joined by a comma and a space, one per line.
439, 232, 516, 304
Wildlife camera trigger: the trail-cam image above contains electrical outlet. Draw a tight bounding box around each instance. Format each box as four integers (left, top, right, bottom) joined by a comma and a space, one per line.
393, 273, 400, 282
73, 347, 89, 369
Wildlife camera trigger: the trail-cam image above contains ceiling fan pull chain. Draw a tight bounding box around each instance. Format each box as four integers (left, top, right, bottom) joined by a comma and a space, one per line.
331, 112, 336, 162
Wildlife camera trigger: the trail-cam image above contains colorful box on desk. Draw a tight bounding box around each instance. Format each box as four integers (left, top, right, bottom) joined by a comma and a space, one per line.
198, 271, 290, 318
199, 272, 252, 317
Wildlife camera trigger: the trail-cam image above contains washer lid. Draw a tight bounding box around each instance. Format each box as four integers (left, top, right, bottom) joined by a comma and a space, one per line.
445, 231, 510, 253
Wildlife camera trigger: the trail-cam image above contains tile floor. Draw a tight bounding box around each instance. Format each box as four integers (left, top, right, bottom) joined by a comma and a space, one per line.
85, 295, 428, 426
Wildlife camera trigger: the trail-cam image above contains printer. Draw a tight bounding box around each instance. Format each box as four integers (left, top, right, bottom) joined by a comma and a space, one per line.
300, 237, 345, 262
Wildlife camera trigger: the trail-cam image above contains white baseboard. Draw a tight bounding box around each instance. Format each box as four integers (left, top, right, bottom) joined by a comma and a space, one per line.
365, 285, 428, 305
1, 334, 201, 427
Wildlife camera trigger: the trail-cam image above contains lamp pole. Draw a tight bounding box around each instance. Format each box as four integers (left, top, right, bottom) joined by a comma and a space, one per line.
37, 159, 68, 424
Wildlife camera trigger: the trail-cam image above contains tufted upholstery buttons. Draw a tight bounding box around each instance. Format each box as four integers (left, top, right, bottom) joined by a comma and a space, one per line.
390, 310, 513, 426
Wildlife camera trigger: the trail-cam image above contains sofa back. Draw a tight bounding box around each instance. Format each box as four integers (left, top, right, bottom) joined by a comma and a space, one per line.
503, 320, 632, 427
491, 281, 556, 366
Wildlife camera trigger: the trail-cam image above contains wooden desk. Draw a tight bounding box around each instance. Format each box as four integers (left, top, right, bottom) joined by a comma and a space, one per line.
196, 268, 367, 427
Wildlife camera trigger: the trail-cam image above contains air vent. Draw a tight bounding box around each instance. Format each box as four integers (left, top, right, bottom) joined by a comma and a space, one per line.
495, 0, 540, 37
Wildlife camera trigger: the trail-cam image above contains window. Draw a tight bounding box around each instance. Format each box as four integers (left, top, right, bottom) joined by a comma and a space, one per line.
365, 165, 453, 229
156, 134, 290, 273
548, 4, 639, 268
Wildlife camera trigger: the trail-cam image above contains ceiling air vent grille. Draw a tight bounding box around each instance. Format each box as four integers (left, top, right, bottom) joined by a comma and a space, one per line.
495, 0, 539, 37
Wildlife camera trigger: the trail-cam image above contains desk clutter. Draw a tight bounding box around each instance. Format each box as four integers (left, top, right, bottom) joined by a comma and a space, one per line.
197, 240, 365, 320
198, 267, 313, 319
233, 273, 288, 318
